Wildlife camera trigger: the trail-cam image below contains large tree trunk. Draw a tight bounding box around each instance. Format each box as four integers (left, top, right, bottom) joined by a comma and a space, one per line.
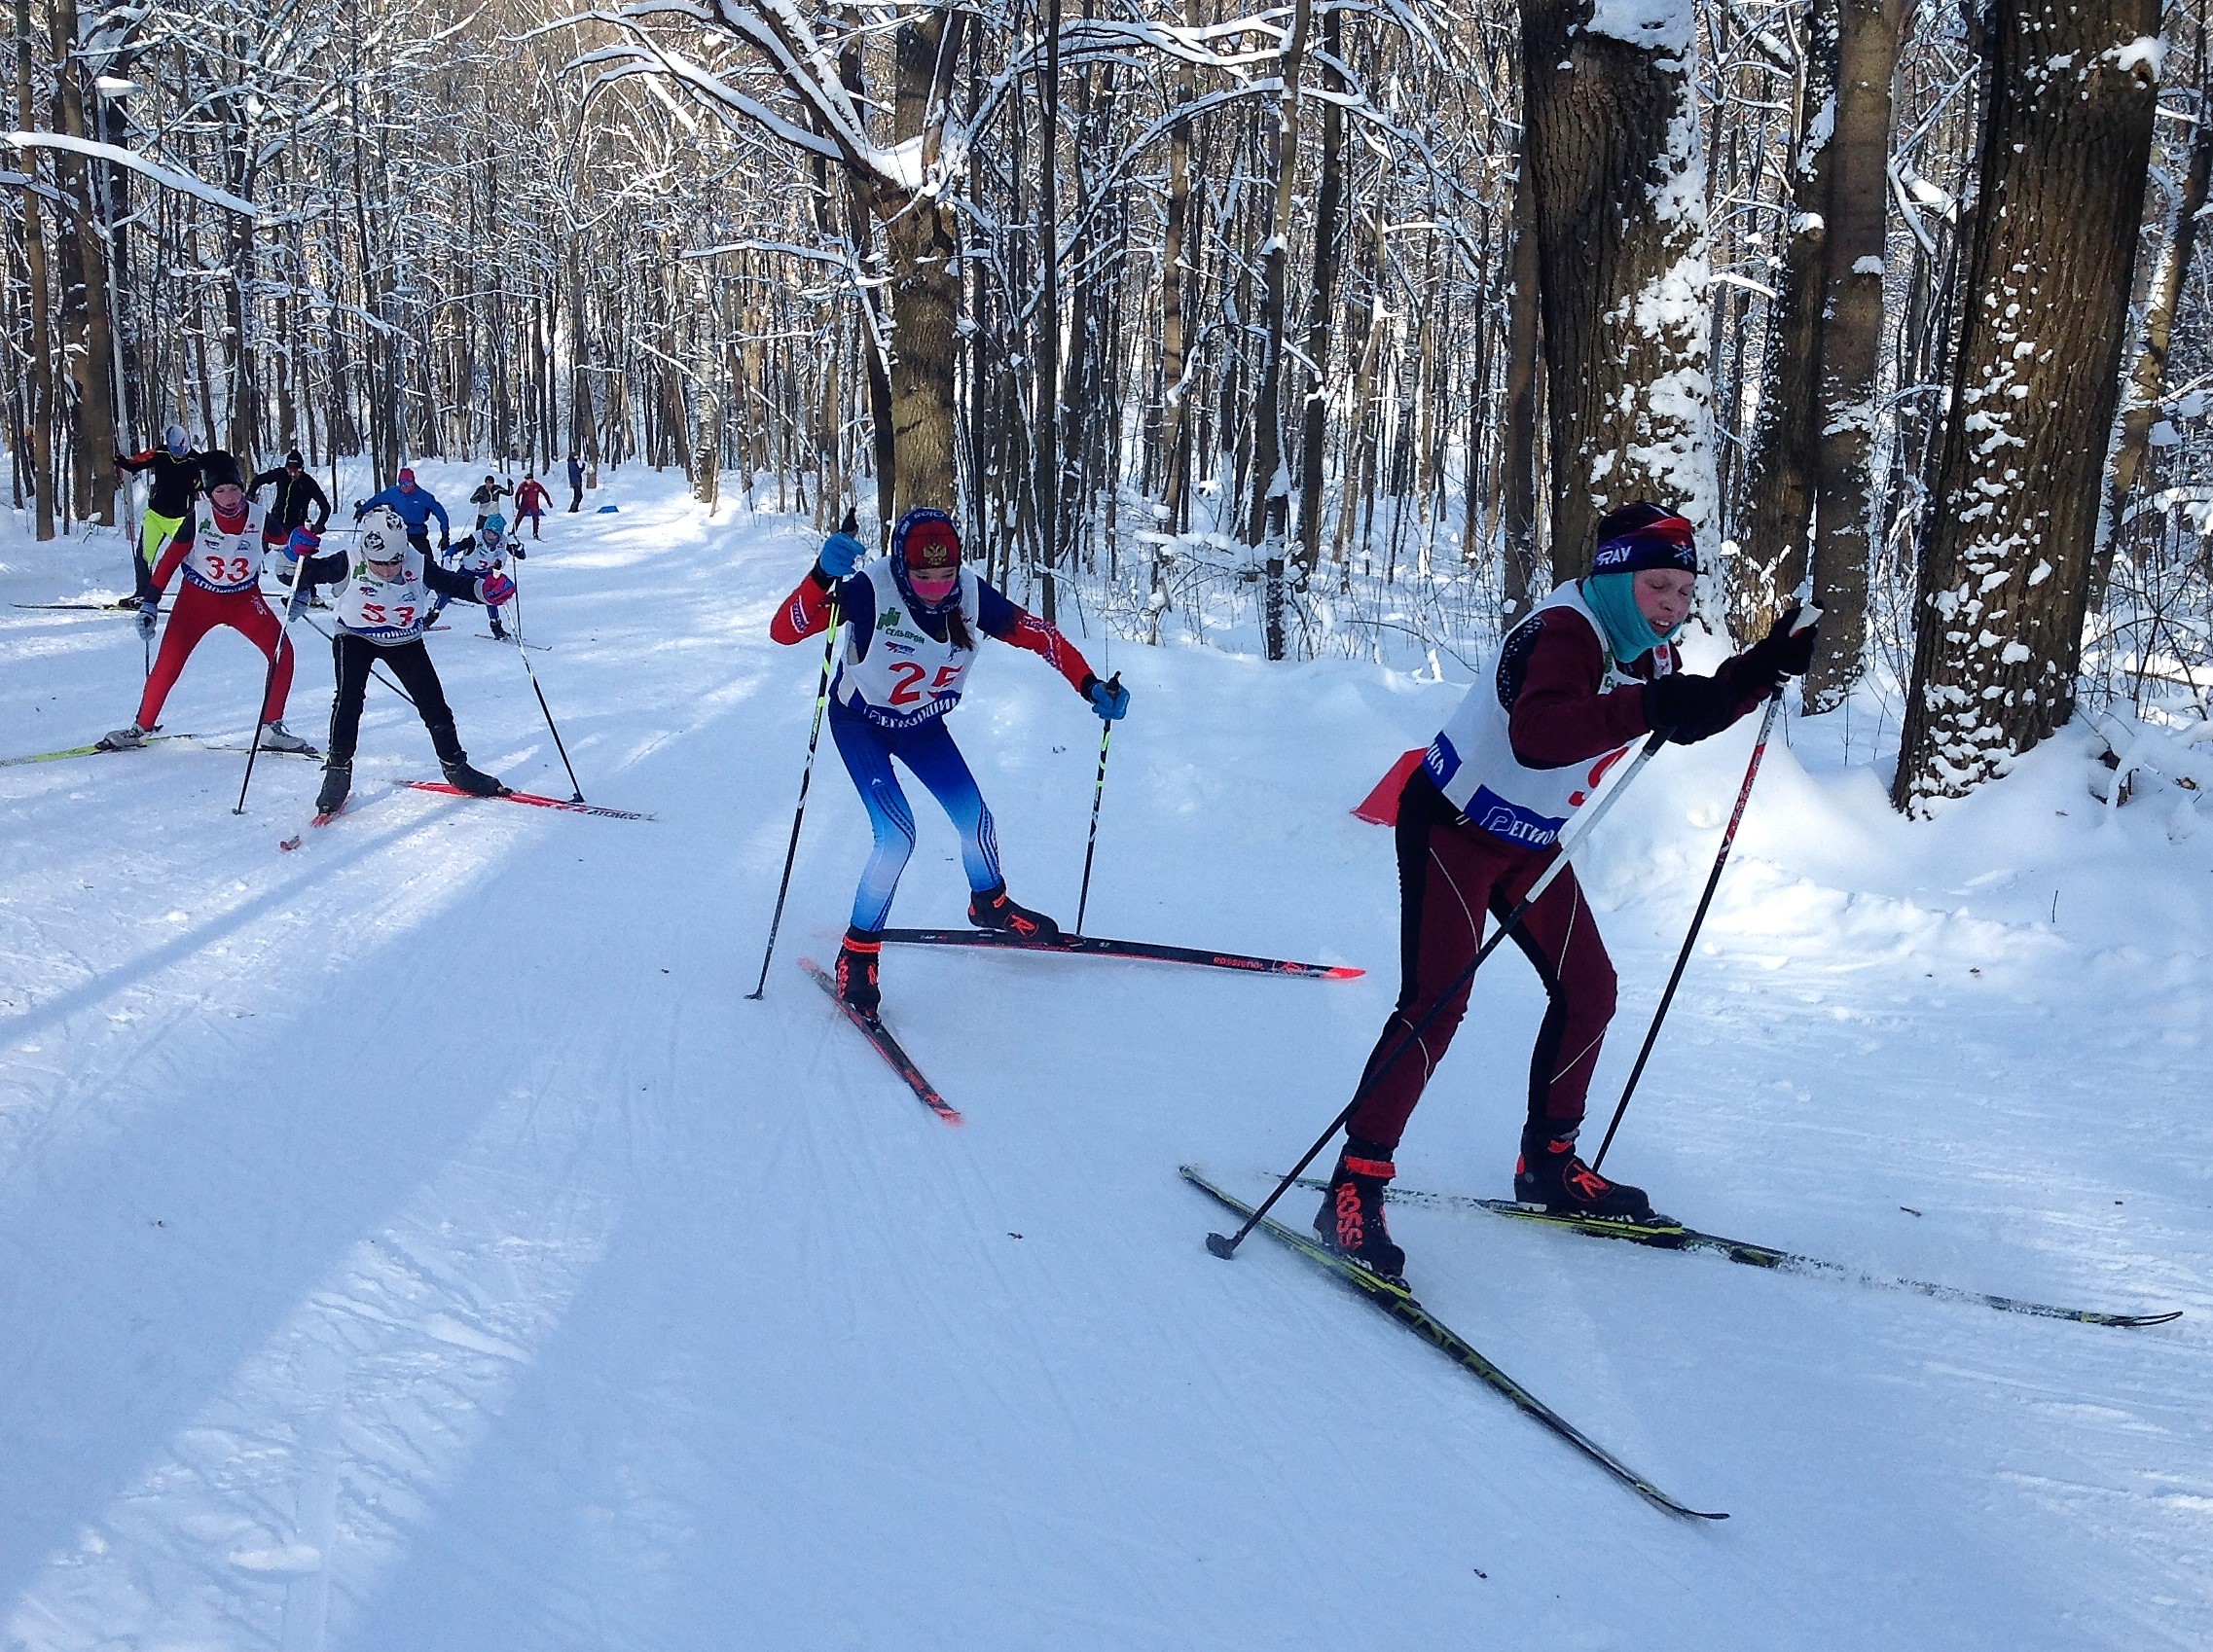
48, 0, 118, 524
1295, 2, 1344, 582
1734, 0, 1835, 637
1804, 0, 1904, 709
1893, 0, 2160, 815
1501, 111, 1543, 614
1522, 0, 1716, 580
15, 0, 54, 541
875, 9, 964, 521
1245, 0, 1312, 660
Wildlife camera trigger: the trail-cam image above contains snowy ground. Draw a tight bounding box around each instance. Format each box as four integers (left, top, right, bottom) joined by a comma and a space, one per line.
2, 469, 2208, 1650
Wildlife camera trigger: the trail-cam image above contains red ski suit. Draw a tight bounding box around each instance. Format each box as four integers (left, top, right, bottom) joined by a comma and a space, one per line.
135, 504, 296, 730
1346, 605, 1764, 1151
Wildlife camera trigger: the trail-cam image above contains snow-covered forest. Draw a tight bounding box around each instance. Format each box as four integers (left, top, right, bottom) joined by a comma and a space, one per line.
7, 0, 2211, 804
4, 0, 2212, 1645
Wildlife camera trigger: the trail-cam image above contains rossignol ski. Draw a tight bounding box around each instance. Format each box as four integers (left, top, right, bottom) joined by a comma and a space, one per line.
1182, 1167, 1725, 1520
1299, 1178, 2183, 1329
801, 958, 962, 1126
3, 734, 191, 768
878, 928, 1361, 980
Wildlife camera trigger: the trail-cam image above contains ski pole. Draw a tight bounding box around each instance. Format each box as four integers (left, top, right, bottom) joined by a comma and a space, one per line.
747, 511, 855, 1001
497, 553, 587, 803
1206, 726, 1671, 1262
1591, 602, 1820, 1170
1073, 676, 1119, 937
232, 530, 316, 815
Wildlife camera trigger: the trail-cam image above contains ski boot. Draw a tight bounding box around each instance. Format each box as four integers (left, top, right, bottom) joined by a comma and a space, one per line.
1514, 1129, 1653, 1221
97, 723, 151, 751
428, 718, 509, 797
835, 926, 883, 1015
968, 881, 1062, 943
258, 720, 319, 757
315, 760, 351, 817
489, 617, 510, 641
1313, 1139, 1407, 1285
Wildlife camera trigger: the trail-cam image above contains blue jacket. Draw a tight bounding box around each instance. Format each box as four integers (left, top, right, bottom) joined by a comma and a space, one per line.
357, 483, 451, 535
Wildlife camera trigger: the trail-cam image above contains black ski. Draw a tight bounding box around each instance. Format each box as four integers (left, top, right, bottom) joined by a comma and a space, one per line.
801, 958, 963, 1126
878, 927, 1362, 980
477, 632, 550, 650
12, 600, 138, 614
1298, 1178, 2183, 1329
1183, 1167, 1726, 1520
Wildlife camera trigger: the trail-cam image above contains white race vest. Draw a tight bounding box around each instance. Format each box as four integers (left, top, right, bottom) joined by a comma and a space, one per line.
177, 499, 270, 593
1423, 582, 1673, 848
450, 535, 502, 577
836, 560, 984, 729
334, 547, 435, 645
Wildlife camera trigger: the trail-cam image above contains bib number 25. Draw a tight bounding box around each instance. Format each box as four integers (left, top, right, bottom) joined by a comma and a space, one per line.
887, 662, 962, 705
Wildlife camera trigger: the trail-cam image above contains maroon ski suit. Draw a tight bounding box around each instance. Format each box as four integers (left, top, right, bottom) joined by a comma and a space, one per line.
1346, 606, 1766, 1151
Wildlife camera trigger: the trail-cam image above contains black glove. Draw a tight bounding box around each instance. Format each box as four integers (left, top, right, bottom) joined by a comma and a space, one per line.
511, 544, 525, 558
1643, 671, 1741, 744
112, 450, 128, 468
439, 532, 451, 552
137, 600, 161, 635
1736, 603, 1820, 695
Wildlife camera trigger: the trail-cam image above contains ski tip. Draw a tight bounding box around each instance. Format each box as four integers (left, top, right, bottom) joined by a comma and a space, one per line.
2110, 1309, 2184, 1328
278, 836, 303, 852
1323, 965, 1365, 980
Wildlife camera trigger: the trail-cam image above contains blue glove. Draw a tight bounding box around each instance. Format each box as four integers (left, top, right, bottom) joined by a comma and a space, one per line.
1083, 673, 1129, 722
477, 571, 517, 606
817, 532, 866, 578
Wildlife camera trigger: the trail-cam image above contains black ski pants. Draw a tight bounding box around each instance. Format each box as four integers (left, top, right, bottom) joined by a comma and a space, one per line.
325, 631, 460, 767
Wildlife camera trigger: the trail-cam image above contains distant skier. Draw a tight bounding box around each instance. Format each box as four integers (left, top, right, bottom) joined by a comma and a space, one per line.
99, 450, 317, 756
468, 474, 511, 528
248, 449, 331, 556
114, 424, 202, 608
514, 472, 552, 539
566, 452, 585, 513
291, 504, 515, 816
352, 467, 450, 561
1314, 502, 1817, 1283
431, 513, 517, 639
770, 508, 1131, 1013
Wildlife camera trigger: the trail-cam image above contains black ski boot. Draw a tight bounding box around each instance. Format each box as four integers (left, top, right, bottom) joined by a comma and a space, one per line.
489, 617, 510, 641
1514, 1129, 1653, 1221
968, 881, 1062, 943
1313, 1139, 1407, 1285
835, 925, 883, 1015
427, 718, 509, 797
315, 760, 351, 817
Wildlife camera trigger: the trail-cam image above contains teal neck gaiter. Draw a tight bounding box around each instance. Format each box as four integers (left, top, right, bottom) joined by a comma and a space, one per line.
1579, 571, 1682, 664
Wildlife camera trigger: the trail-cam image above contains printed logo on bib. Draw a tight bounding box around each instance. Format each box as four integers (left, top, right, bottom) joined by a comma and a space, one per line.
1424, 733, 1463, 789
1469, 785, 1567, 848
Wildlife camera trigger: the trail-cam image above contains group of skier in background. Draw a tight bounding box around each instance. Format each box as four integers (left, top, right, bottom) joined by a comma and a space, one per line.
97, 424, 535, 817
81, 422, 1828, 1287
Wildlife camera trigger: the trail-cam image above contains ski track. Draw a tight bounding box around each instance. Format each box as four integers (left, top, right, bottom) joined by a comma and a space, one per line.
3, 469, 2210, 1649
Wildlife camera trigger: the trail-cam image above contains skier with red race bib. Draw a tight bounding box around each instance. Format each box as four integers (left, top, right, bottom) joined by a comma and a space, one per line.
100, 450, 319, 756
770, 508, 1132, 1013
1315, 502, 1817, 1284
291, 504, 515, 816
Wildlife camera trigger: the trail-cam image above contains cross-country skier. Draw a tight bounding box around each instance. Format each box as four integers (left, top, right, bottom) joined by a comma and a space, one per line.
100, 450, 318, 755
1314, 502, 1817, 1283
249, 449, 332, 553
114, 424, 201, 608
430, 514, 518, 639
514, 472, 552, 539
770, 508, 1132, 1013
352, 468, 451, 561
293, 503, 516, 815
566, 453, 585, 513
468, 474, 512, 528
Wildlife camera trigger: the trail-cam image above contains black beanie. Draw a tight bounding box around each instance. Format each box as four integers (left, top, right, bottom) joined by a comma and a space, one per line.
200, 450, 244, 490
1590, 501, 1698, 575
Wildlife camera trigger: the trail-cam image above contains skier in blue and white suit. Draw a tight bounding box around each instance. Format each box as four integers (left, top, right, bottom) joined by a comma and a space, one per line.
771, 507, 1132, 1013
